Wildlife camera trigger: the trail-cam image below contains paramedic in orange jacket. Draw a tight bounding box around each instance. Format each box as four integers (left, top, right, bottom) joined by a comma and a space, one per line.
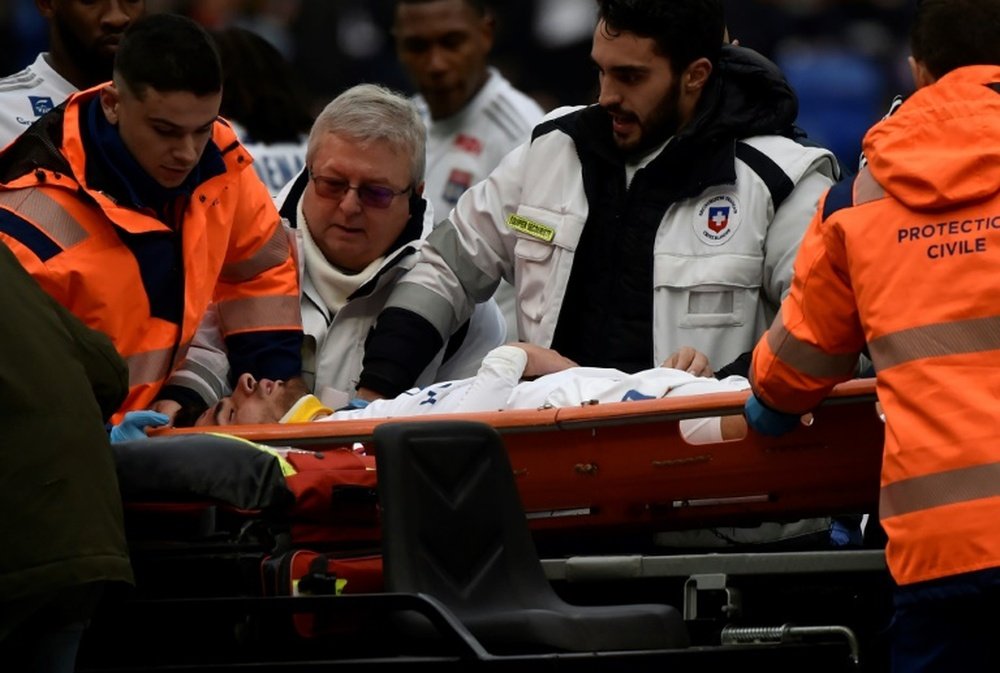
0, 14, 303, 421
746, 1, 1000, 670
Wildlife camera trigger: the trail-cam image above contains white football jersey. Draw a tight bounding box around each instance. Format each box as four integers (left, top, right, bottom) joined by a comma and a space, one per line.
324, 345, 749, 443
418, 68, 545, 224
0, 53, 76, 149
417, 68, 545, 339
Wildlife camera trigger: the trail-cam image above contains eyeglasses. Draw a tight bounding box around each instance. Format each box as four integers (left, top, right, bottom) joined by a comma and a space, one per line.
308, 169, 412, 209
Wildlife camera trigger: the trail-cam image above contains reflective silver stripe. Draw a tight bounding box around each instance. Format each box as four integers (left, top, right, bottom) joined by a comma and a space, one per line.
217, 295, 301, 332
868, 315, 1000, 370
169, 359, 229, 399
880, 462, 1000, 518
766, 310, 858, 378
852, 167, 885, 206
427, 220, 501, 301
171, 339, 192, 370
0, 188, 89, 248
126, 348, 174, 387
219, 226, 290, 283
388, 282, 455, 340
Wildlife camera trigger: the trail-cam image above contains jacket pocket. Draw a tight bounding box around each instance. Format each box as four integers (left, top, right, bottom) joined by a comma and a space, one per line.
510, 206, 582, 323
654, 253, 762, 328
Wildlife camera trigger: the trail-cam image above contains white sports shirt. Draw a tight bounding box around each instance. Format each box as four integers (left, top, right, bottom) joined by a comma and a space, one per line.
323, 345, 750, 444
419, 67, 544, 224
0, 53, 76, 149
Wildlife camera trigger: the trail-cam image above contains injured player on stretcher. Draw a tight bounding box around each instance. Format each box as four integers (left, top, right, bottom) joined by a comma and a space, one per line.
194, 344, 750, 444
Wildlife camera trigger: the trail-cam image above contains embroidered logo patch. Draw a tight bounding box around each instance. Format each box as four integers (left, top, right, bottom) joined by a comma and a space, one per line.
694, 194, 741, 246
442, 169, 473, 206
28, 96, 54, 117
507, 213, 555, 242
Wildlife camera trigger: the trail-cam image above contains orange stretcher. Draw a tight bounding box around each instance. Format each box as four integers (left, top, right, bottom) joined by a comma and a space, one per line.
166, 378, 884, 538
87, 381, 887, 671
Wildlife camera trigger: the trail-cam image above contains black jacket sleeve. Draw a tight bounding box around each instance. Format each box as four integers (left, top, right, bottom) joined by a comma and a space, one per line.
358, 307, 444, 398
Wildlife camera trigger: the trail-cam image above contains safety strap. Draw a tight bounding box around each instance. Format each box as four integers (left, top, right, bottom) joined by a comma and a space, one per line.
735, 142, 795, 212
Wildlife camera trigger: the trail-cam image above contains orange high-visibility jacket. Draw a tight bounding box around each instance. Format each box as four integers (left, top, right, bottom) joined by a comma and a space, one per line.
0, 87, 302, 417
751, 65, 1000, 587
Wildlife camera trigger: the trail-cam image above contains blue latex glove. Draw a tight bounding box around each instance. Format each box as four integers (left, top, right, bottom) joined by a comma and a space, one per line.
110, 410, 170, 443
744, 395, 800, 437
336, 397, 371, 412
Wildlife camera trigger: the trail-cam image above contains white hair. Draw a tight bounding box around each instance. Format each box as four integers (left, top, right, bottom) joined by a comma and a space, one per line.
306, 83, 426, 183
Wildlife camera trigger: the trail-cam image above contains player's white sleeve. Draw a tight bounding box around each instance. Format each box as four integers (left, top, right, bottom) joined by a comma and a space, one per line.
322, 345, 526, 420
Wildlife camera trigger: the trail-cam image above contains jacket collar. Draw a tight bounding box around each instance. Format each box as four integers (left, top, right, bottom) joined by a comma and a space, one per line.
0, 87, 253, 227
81, 96, 226, 225
551, 104, 737, 203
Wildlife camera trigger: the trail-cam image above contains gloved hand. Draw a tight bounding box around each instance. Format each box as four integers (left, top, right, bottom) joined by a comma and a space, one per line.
744, 394, 800, 437
109, 410, 170, 443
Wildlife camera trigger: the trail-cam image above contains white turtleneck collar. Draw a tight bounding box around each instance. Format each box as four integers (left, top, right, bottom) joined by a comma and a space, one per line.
297, 197, 383, 314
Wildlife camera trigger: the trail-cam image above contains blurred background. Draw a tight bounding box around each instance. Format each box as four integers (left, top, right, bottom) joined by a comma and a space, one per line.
0, 0, 917, 170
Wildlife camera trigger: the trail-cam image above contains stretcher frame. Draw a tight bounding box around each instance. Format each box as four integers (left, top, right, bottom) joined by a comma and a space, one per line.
83, 379, 889, 671
168, 377, 885, 538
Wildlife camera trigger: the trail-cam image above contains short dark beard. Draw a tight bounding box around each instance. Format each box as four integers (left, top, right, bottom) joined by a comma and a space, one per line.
52, 12, 115, 87
619, 77, 682, 162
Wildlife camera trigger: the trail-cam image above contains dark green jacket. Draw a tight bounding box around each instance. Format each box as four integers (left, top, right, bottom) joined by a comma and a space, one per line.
0, 241, 133, 609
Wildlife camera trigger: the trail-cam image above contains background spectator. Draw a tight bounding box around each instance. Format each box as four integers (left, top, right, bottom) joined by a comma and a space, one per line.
3, 2, 917, 162
211, 25, 313, 196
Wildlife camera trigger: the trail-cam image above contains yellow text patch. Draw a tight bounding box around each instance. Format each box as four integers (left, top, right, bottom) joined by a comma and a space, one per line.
507, 213, 555, 243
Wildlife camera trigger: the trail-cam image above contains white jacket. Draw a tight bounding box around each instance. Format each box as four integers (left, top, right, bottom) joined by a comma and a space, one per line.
0, 53, 76, 149
167, 171, 506, 409
294, 223, 505, 407
384, 124, 838, 375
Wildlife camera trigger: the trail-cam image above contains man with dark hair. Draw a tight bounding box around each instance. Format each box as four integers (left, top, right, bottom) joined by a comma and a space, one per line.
0, 0, 146, 147
745, 0, 1000, 670
359, 0, 838, 397
393, 0, 545, 339
0, 13, 303, 426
